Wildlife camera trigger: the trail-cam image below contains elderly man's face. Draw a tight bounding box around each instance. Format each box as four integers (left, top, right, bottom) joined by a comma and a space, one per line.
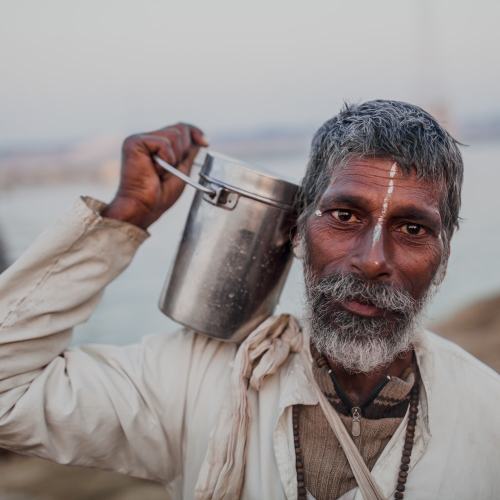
303, 157, 446, 372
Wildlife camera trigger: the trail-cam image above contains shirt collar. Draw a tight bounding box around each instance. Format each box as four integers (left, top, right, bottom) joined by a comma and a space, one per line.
278, 324, 433, 441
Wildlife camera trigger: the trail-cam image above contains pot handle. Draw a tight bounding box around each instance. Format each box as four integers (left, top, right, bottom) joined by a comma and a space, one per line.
154, 155, 216, 197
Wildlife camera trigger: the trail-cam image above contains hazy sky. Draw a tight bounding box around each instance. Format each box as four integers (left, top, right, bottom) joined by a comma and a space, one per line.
1, 0, 499, 147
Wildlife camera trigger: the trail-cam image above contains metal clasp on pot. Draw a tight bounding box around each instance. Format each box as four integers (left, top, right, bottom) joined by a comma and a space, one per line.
203, 186, 239, 209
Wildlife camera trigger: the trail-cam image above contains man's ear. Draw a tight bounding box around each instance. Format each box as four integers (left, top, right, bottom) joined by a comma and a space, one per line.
433, 244, 450, 286
293, 235, 306, 260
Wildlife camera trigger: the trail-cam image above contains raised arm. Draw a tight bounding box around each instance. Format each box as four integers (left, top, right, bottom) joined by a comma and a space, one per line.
0, 123, 209, 481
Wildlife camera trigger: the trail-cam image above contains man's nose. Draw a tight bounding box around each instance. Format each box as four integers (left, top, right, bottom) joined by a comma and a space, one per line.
350, 226, 393, 281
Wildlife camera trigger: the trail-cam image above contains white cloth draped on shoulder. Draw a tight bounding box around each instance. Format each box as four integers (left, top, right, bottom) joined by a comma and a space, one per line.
194, 314, 303, 499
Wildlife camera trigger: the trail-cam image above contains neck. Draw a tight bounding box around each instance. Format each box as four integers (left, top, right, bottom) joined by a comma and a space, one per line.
324, 350, 414, 406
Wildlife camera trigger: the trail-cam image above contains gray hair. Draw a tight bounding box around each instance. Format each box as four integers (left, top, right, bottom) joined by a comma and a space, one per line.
297, 100, 464, 246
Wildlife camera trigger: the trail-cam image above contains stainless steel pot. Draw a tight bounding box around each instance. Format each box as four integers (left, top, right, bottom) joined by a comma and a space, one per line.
156, 151, 300, 343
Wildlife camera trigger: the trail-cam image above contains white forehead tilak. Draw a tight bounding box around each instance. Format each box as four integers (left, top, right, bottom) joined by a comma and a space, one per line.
372, 162, 398, 246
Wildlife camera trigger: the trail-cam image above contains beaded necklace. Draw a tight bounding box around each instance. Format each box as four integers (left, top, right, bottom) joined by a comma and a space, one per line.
292, 364, 420, 500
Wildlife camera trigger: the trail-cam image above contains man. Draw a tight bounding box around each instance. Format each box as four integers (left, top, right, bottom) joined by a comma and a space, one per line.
0, 100, 499, 499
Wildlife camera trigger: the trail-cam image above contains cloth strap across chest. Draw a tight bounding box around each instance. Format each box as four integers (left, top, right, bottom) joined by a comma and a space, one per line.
298, 354, 415, 500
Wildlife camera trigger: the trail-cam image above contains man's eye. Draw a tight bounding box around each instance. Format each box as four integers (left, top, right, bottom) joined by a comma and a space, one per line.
331, 209, 357, 223
401, 223, 426, 236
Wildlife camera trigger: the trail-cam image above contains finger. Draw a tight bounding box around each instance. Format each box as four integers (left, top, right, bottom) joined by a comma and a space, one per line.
149, 127, 185, 162
151, 123, 208, 152
159, 145, 200, 200
123, 134, 176, 164
135, 134, 178, 170
176, 145, 201, 177
173, 123, 192, 154
137, 134, 200, 188
179, 122, 209, 147
158, 148, 199, 197
192, 129, 209, 147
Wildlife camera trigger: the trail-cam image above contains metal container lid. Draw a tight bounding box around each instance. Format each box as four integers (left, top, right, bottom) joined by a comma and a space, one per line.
200, 152, 300, 211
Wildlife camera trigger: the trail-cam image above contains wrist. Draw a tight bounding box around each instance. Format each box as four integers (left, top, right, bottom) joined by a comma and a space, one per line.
101, 197, 154, 230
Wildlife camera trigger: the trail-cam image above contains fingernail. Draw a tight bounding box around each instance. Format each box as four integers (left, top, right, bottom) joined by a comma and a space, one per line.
201, 134, 210, 146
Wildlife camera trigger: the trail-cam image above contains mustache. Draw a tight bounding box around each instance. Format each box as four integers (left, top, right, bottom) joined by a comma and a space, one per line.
306, 272, 420, 315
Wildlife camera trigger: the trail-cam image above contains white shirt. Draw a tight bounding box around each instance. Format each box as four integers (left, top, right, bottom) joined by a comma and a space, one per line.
0, 197, 499, 500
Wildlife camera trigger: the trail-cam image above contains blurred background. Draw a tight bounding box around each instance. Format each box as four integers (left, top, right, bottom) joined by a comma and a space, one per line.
0, 0, 499, 498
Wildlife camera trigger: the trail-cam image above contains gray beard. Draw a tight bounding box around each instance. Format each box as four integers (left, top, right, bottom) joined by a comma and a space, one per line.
304, 269, 430, 374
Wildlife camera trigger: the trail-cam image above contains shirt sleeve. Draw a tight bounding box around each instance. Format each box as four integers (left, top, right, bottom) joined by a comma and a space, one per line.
0, 196, 181, 481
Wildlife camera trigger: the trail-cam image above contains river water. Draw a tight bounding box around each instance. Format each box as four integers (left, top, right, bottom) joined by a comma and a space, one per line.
1, 143, 499, 346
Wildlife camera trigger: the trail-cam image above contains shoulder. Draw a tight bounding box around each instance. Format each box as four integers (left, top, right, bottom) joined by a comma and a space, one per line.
420, 331, 500, 475
142, 328, 237, 365
422, 330, 500, 406
424, 330, 500, 381
140, 328, 238, 379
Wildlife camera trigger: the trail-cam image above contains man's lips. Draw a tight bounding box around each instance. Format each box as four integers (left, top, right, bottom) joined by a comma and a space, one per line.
340, 299, 385, 318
